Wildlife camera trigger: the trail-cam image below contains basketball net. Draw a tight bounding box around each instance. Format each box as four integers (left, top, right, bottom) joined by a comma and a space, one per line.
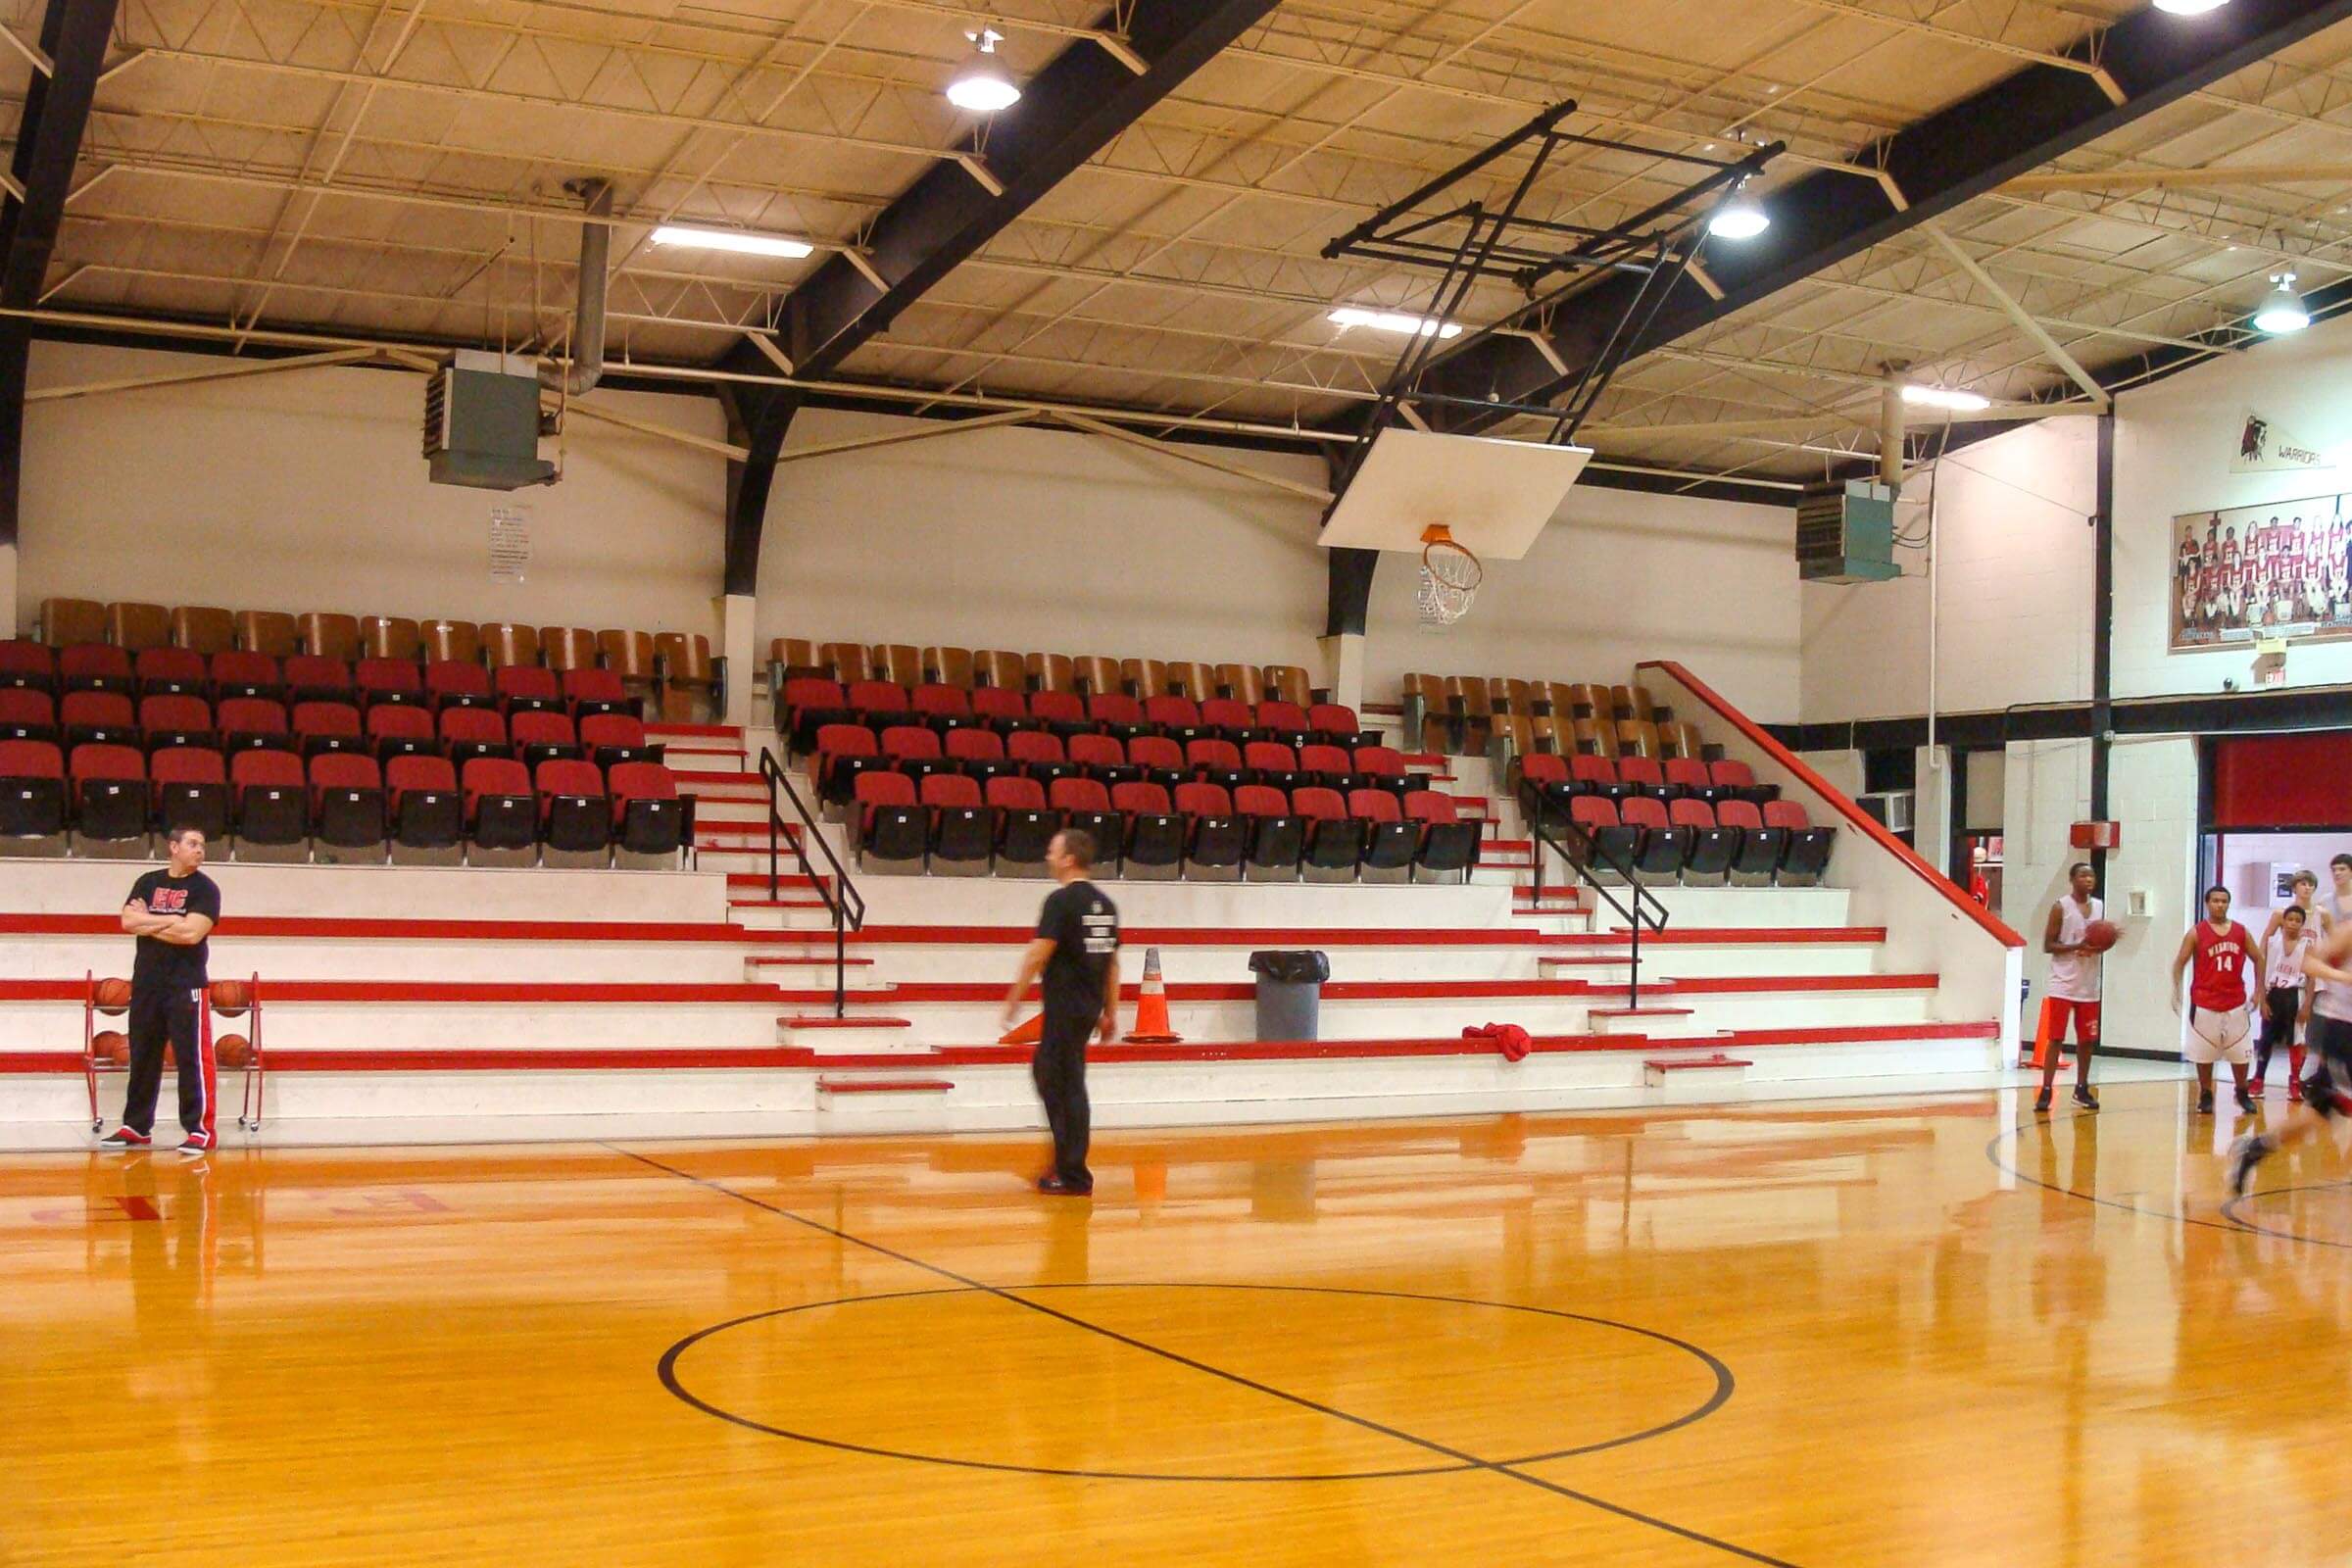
1416, 524, 1484, 629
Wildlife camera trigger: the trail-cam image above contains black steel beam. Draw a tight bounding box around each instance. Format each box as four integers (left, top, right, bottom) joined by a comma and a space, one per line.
1395, 0, 2352, 442
719, 0, 1282, 592
0, 0, 121, 551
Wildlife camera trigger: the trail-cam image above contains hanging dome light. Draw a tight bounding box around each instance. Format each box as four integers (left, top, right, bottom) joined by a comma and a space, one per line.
2254, 271, 2311, 334
946, 26, 1020, 113
1708, 182, 1770, 241
2152, 0, 2229, 14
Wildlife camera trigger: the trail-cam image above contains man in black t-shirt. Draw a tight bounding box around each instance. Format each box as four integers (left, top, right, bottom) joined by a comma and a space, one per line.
1001, 829, 1120, 1196
101, 824, 223, 1155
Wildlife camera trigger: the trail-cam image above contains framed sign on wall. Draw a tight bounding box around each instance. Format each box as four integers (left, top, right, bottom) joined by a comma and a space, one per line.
2170, 494, 2351, 653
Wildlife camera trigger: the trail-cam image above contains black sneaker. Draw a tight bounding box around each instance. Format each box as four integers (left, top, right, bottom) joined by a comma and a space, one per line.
2235, 1088, 2259, 1114
2196, 1090, 2215, 1115
2073, 1085, 2099, 1111
1035, 1174, 1093, 1198
2228, 1133, 2277, 1198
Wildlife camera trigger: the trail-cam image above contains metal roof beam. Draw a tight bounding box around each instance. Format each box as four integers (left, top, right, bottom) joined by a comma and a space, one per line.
1395, 0, 2352, 442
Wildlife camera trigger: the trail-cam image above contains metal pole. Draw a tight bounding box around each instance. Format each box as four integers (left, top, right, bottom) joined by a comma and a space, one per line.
2089, 412, 2115, 895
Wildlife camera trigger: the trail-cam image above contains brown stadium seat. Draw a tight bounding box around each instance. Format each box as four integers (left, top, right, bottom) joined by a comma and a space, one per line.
1215, 663, 1265, 705
1659, 720, 1705, 760
1490, 677, 1534, 717
1072, 656, 1121, 698
361, 615, 422, 662
1025, 653, 1076, 694
768, 638, 817, 676
1263, 665, 1312, 705
1529, 714, 1565, 756
1616, 719, 1662, 758
481, 623, 541, 669
655, 632, 714, 721
1170, 662, 1216, 703
597, 630, 658, 708
974, 650, 1025, 691
422, 619, 480, 665
817, 642, 873, 683
923, 646, 975, 690
1121, 658, 1172, 699
871, 644, 923, 688
1493, 712, 1533, 766
1573, 718, 1619, 758
40, 598, 106, 647
298, 612, 361, 662
1442, 676, 1493, 754
1400, 672, 1446, 752
236, 611, 299, 659
171, 606, 236, 656
542, 627, 600, 673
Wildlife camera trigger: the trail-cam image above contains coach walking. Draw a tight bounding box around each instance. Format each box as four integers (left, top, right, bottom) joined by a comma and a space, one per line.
1001, 829, 1120, 1197
101, 824, 222, 1156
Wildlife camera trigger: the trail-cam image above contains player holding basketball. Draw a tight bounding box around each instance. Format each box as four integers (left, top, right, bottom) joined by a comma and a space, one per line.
1001, 829, 1119, 1197
2253, 903, 2315, 1102
2170, 886, 2261, 1116
100, 824, 221, 1155
2036, 862, 2102, 1114
2231, 905, 2352, 1194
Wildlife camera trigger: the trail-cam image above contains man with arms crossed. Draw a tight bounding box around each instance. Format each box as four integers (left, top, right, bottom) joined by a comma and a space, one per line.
2170, 885, 2261, 1116
2036, 862, 2103, 1114
100, 824, 222, 1155
1002, 830, 1119, 1197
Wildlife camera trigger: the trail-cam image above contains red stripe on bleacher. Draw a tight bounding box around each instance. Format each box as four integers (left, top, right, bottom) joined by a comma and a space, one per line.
0, 913, 767, 943
0, 979, 781, 1004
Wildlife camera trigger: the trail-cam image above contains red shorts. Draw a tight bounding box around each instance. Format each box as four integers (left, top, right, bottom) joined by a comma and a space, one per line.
2045, 998, 2100, 1044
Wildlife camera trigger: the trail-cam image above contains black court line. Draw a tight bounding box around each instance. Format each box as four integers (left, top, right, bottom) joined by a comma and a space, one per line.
658, 1282, 1734, 1482
2218, 1180, 2352, 1244
610, 1144, 1805, 1568
1984, 1108, 2352, 1251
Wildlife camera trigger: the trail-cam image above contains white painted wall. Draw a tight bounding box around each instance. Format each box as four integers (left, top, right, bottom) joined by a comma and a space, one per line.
1802, 416, 2097, 723
755, 409, 1332, 671
17, 342, 729, 637
1368, 482, 1800, 722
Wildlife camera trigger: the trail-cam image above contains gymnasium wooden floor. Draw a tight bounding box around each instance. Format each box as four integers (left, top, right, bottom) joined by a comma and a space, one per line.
6, 1076, 2349, 1567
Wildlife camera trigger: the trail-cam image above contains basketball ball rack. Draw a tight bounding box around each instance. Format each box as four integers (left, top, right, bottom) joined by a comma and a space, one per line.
81, 971, 270, 1134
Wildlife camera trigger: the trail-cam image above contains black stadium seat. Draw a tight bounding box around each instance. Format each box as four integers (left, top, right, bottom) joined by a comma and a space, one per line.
71, 743, 150, 856
1236, 782, 1302, 881
988, 775, 1060, 877
1404, 791, 1479, 883
856, 771, 926, 873
0, 738, 68, 854
310, 752, 386, 862
1295, 786, 1360, 883
150, 747, 229, 842
1176, 781, 1244, 881
922, 772, 993, 875
1051, 777, 1124, 872
1352, 788, 1416, 883
611, 761, 690, 864
1113, 781, 1181, 881
232, 748, 309, 860
389, 754, 464, 864
463, 757, 538, 866
535, 759, 611, 865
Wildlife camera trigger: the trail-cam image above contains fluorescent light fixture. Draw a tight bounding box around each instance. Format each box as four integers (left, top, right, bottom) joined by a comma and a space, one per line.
1901, 383, 1991, 413
1328, 307, 1462, 339
946, 26, 1020, 112
1707, 192, 1769, 240
2153, 0, 2229, 13
651, 224, 813, 259
2254, 272, 2311, 334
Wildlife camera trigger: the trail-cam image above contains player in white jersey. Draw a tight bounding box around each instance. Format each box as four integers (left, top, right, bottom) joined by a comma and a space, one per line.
2231, 905, 2352, 1194
2035, 862, 2102, 1114
2253, 903, 2316, 1102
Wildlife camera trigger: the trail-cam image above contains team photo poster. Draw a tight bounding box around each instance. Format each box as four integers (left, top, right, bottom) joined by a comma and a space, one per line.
2171, 494, 2352, 652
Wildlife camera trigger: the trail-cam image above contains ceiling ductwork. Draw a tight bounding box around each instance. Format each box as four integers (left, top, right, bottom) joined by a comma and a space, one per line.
540, 175, 612, 399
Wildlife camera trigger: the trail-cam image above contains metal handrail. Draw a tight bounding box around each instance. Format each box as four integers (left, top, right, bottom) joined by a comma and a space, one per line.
1522, 783, 1669, 1008
760, 748, 866, 1017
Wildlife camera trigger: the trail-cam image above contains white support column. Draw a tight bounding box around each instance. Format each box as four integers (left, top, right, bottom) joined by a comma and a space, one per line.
1316, 631, 1364, 712
719, 592, 757, 729
1913, 745, 1953, 875
0, 540, 16, 639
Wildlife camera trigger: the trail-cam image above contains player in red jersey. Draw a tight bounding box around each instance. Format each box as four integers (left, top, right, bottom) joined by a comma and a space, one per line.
2170, 885, 2263, 1116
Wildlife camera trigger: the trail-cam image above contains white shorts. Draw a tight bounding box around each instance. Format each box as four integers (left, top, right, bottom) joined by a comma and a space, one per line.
2187, 1005, 2252, 1064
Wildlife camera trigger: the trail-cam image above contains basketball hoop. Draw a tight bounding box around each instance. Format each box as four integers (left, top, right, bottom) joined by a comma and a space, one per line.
1416, 524, 1484, 628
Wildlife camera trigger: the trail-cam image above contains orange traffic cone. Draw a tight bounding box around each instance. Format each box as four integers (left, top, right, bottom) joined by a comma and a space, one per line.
1125, 947, 1182, 1044
999, 1011, 1043, 1046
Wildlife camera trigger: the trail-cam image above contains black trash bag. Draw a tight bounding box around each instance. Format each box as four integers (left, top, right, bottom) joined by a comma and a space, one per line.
1247, 950, 1331, 984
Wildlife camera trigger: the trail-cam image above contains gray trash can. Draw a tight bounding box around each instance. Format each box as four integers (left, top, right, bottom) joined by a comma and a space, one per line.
1249, 950, 1330, 1041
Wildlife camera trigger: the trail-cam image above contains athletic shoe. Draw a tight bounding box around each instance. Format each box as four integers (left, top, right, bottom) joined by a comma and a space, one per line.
97, 1126, 150, 1151
2228, 1133, 2277, 1198
2073, 1085, 2099, 1111
2034, 1089, 2053, 1114
2288, 1078, 2305, 1104
2249, 1077, 2267, 1098
2196, 1090, 2215, 1115
1034, 1174, 1093, 1197
2236, 1087, 2259, 1114
176, 1133, 214, 1158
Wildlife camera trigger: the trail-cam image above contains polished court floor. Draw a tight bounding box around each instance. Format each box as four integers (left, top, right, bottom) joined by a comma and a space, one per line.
6, 1076, 2350, 1566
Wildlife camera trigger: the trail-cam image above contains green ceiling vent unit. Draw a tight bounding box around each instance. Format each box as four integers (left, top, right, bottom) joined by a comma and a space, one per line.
1796, 479, 1901, 584
423, 350, 557, 491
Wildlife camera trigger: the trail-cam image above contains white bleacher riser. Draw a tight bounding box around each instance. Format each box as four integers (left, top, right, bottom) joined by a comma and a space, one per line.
850, 873, 1514, 930
1, 998, 785, 1052
71, 1068, 820, 1124
0, 859, 724, 923
788, 986, 1940, 1048
1544, 945, 1882, 981
803, 943, 1557, 985
5, 934, 755, 985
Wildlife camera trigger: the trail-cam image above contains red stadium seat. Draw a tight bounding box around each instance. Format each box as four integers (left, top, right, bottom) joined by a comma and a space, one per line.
1763, 800, 1834, 885
0, 688, 56, 745
1254, 700, 1311, 749
780, 675, 849, 754
846, 680, 909, 720
209, 650, 281, 704
426, 659, 494, 710
292, 700, 365, 758
1186, 737, 1247, 793
494, 664, 563, 714
1307, 704, 1365, 746
609, 760, 690, 861
1403, 791, 1479, 881
230, 748, 308, 858
1143, 694, 1202, 744
149, 747, 228, 842
988, 774, 1060, 873
1173, 780, 1243, 879
813, 723, 882, 810
1243, 740, 1300, 794
309, 752, 386, 859
855, 770, 924, 870
462, 757, 537, 860
138, 694, 215, 753
1005, 728, 1073, 787
1234, 781, 1301, 879
1112, 779, 1181, 880
366, 702, 437, 762
1664, 757, 1712, 800
1126, 733, 1185, 789
71, 742, 149, 853
1027, 689, 1087, 738
911, 683, 974, 732
562, 666, 632, 720
1200, 697, 1253, 741
1351, 787, 1417, 881
534, 758, 611, 861
945, 725, 1012, 785
1298, 743, 1360, 794
1065, 732, 1133, 788
387, 753, 463, 862
1352, 746, 1412, 799
134, 647, 209, 699
356, 658, 424, 708
579, 712, 653, 767
283, 655, 355, 706
921, 770, 991, 873
62, 690, 137, 750
59, 643, 132, 696
1086, 692, 1146, 740
1710, 758, 1778, 805
1617, 755, 1668, 800
970, 685, 1035, 734
512, 710, 581, 770
0, 639, 56, 694
1294, 784, 1358, 880
439, 706, 511, 765
1676, 798, 1739, 885
0, 738, 68, 850
1050, 775, 1124, 868
883, 723, 950, 784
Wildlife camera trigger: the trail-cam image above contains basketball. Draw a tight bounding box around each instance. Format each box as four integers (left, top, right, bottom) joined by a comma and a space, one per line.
92, 977, 130, 1014
2082, 919, 2121, 953
216, 1033, 251, 1069
210, 980, 251, 1017
91, 1030, 127, 1066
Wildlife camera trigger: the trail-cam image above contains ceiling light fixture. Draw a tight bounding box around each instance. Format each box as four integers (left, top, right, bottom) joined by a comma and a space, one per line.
946, 25, 1021, 112
1707, 183, 1770, 241
1328, 307, 1463, 339
1901, 383, 1992, 412
2254, 271, 2311, 334
651, 224, 814, 259
2152, 0, 2229, 14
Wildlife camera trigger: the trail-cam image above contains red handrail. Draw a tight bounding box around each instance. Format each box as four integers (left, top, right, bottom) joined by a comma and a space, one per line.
1637, 660, 2026, 950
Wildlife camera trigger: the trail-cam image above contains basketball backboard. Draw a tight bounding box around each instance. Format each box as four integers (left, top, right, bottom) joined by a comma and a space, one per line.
1317, 427, 1593, 561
